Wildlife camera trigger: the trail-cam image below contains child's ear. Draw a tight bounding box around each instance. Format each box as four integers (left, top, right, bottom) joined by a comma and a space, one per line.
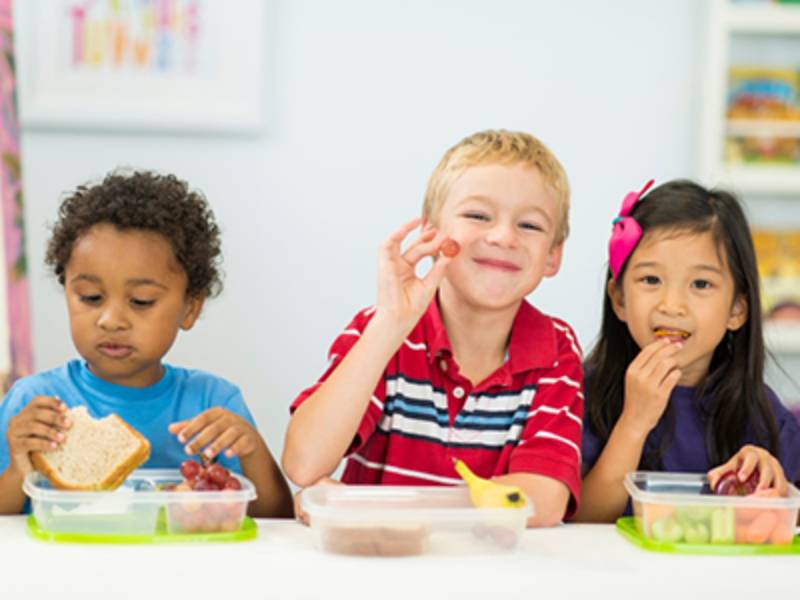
543, 242, 564, 277
727, 295, 748, 331
180, 295, 206, 331
607, 278, 627, 322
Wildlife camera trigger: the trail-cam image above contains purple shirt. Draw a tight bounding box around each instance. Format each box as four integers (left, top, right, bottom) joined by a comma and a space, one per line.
582, 383, 800, 491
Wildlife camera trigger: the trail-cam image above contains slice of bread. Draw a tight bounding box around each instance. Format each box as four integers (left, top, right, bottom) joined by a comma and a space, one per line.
31, 406, 151, 491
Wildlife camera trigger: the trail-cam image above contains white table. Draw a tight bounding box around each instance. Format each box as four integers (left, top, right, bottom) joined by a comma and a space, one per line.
0, 517, 796, 599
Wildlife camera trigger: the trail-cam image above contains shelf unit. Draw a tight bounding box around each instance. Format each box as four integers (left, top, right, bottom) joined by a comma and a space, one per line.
700, 1, 800, 358
700, 0, 800, 196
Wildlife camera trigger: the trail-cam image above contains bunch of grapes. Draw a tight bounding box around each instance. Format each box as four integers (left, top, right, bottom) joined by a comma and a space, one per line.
165, 460, 246, 533
177, 459, 242, 491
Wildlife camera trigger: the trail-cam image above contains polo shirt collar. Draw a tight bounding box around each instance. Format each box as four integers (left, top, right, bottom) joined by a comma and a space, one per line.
422, 296, 557, 373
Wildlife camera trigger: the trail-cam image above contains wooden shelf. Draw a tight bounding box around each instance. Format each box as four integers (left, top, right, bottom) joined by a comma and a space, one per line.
727, 4, 800, 34
764, 321, 800, 354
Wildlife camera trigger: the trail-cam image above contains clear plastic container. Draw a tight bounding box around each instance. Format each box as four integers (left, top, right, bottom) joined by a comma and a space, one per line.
24, 468, 255, 537
624, 471, 800, 546
301, 485, 533, 556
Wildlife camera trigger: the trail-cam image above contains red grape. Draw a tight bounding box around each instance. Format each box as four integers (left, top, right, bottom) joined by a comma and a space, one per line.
224, 477, 242, 491
207, 464, 230, 487
180, 459, 201, 481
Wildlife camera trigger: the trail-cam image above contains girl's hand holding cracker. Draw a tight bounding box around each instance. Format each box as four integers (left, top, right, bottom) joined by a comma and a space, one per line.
169, 407, 260, 461
376, 218, 458, 331
6, 396, 71, 475
620, 338, 683, 436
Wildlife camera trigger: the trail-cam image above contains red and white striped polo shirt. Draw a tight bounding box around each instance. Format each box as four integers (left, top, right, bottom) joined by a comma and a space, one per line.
291, 297, 584, 517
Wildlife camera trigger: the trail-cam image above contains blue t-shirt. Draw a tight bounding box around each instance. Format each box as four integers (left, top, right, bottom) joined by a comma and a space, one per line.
0, 359, 256, 477
583, 380, 800, 493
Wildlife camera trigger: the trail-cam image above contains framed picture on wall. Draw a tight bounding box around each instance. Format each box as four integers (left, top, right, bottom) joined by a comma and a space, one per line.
14, 0, 266, 134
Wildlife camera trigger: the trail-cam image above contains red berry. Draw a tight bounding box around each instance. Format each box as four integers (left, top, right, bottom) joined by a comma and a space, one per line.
192, 478, 217, 491
180, 460, 201, 481
224, 477, 242, 491
440, 238, 460, 258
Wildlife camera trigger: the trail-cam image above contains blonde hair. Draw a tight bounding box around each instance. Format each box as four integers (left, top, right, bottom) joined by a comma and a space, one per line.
422, 129, 570, 245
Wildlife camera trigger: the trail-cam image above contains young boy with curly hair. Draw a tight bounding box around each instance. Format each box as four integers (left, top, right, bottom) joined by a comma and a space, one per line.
284, 130, 583, 527
0, 171, 292, 517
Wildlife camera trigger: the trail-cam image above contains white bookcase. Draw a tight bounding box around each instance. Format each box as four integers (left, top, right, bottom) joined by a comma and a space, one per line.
700, 0, 800, 360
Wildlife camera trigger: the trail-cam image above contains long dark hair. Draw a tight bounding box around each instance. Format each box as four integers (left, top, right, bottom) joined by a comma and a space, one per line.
585, 180, 778, 469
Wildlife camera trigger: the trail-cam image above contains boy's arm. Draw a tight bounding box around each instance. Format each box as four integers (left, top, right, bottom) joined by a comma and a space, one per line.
283, 219, 454, 487
239, 436, 294, 518
283, 314, 408, 486
0, 465, 27, 514
492, 472, 570, 527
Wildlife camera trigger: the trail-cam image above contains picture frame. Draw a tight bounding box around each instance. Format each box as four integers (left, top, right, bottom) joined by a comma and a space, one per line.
15, 0, 266, 134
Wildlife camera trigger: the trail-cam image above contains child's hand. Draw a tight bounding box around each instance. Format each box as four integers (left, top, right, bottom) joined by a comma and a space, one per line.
5, 396, 70, 475
620, 338, 682, 436
707, 444, 788, 496
294, 476, 341, 526
168, 408, 260, 462
376, 218, 456, 330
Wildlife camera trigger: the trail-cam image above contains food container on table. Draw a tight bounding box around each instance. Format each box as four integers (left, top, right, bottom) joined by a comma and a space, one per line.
624, 471, 800, 547
301, 484, 533, 556
23, 468, 255, 538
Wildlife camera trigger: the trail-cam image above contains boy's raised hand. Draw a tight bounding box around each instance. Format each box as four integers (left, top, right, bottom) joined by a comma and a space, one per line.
620, 338, 683, 437
6, 396, 70, 475
169, 407, 260, 461
377, 218, 456, 331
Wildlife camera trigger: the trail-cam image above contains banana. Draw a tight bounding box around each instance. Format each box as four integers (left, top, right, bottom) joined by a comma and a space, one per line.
452, 458, 528, 509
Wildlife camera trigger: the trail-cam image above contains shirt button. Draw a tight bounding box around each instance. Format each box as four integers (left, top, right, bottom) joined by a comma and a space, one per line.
440, 360, 448, 371
453, 386, 465, 399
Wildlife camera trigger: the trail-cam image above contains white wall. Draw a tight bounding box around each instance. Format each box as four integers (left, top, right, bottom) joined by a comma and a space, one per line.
16, 0, 703, 462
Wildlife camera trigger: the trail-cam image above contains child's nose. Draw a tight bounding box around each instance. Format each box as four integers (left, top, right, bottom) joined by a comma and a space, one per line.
657, 287, 687, 317
485, 221, 517, 248
97, 303, 130, 331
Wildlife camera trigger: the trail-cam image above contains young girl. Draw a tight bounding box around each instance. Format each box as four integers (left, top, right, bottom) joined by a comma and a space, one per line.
575, 179, 800, 523
0, 171, 293, 517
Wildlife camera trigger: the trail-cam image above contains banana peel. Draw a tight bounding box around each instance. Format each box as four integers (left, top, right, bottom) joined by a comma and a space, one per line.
452, 458, 528, 509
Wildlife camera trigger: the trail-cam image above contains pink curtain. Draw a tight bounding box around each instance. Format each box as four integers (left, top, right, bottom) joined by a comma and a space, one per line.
0, 0, 31, 389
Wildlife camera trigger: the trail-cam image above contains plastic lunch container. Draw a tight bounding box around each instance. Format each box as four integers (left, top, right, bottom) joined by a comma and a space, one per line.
624, 471, 800, 546
301, 485, 533, 556
23, 468, 255, 537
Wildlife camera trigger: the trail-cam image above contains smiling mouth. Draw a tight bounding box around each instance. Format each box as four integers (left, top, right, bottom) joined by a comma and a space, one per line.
474, 258, 521, 272
654, 327, 691, 341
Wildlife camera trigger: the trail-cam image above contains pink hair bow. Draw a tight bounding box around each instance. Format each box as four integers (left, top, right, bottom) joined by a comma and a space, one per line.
608, 179, 654, 280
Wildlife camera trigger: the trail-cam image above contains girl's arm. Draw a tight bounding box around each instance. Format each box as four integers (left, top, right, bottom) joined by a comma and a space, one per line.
573, 415, 649, 522
283, 220, 453, 487
574, 339, 682, 523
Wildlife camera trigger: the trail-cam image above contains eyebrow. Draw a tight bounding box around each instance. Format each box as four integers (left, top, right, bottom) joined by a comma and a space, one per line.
458, 195, 554, 225
631, 261, 723, 274
68, 274, 168, 289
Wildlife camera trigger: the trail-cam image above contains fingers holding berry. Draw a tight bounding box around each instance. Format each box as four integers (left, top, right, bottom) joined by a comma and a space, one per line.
170, 408, 259, 461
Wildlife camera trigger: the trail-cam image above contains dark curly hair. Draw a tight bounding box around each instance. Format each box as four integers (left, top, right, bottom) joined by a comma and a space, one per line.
45, 170, 222, 298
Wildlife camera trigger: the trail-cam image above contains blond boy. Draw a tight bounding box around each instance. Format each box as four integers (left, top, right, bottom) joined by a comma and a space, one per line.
283, 130, 583, 526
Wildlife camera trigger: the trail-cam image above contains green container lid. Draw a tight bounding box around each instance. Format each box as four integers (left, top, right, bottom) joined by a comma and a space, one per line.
27, 512, 258, 544
616, 517, 800, 555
